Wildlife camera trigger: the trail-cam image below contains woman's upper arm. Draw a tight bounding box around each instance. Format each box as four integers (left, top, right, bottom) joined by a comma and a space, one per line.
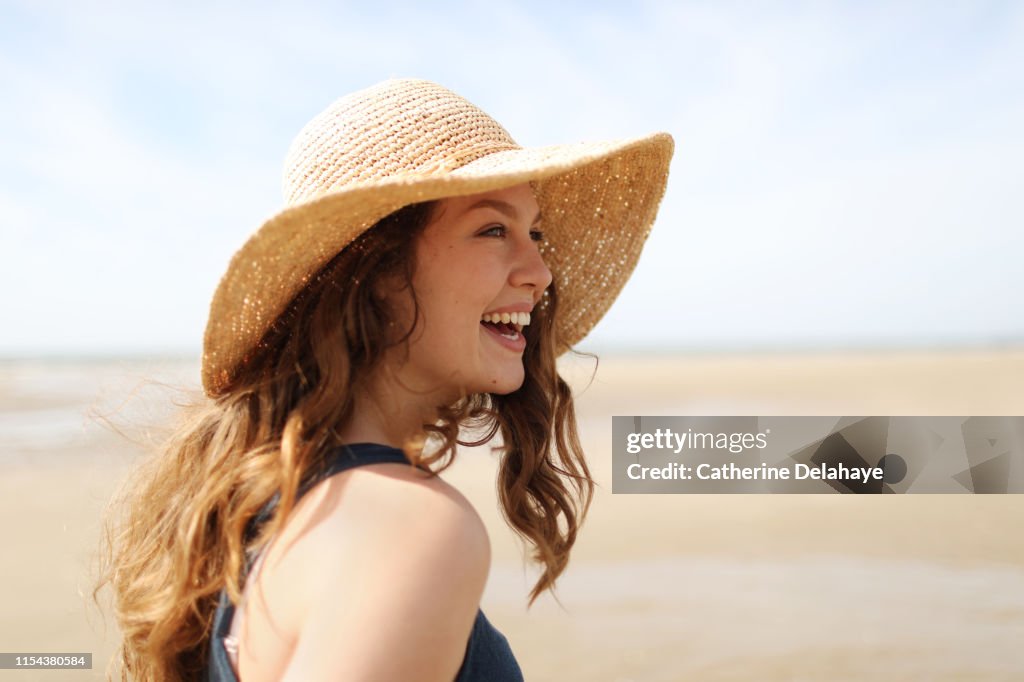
278, 476, 491, 682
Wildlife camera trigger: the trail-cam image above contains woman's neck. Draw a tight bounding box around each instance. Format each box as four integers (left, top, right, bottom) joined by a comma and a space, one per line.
333, 373, 449, 450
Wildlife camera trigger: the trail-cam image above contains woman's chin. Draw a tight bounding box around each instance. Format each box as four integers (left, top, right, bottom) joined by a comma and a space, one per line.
480, 368, 526, 396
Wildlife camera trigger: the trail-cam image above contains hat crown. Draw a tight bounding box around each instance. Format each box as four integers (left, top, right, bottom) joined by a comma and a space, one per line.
283, 79, 520, 205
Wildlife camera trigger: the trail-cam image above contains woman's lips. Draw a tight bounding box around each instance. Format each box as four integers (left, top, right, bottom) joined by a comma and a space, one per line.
480, 320, 527, 352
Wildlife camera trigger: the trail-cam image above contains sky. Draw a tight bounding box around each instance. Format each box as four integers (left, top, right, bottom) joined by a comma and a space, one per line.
1, 1, 1022, 356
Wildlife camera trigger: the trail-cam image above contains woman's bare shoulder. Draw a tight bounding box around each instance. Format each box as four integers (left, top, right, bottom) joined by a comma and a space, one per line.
316, 461, 490, 554
260, 462, 491, 680
257, 461, 491, 620
275, 459, 488, 540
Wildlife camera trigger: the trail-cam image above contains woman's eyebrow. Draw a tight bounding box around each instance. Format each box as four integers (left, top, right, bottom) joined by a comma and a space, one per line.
465, 198, 542, 225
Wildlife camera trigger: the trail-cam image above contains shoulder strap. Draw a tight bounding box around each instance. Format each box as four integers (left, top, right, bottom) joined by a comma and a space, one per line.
317, 442, 414, 479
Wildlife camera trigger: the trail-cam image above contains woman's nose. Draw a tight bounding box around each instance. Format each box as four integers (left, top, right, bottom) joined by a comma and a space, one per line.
509, 240, 554, 297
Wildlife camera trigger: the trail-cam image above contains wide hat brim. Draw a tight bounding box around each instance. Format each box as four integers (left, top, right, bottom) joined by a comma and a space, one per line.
202, 132, 674, 397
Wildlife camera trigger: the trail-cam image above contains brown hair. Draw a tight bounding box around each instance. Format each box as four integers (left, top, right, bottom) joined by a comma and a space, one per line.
94, 201, 595, 681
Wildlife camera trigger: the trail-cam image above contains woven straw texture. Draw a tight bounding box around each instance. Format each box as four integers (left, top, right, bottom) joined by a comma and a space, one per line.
202, 79, 674, 397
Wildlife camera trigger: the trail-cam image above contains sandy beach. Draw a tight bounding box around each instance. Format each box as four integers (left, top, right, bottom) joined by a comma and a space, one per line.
1, 348, 1022, 681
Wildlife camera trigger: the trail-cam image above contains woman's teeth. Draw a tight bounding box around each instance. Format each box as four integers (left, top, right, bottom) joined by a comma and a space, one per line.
481, 311, 531, 327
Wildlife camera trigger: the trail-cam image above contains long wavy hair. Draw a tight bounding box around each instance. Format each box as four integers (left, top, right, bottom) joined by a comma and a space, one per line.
94, 199, 595, 681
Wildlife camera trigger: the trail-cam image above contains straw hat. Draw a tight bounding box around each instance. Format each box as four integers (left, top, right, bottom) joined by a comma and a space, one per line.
202, 78, 674, 397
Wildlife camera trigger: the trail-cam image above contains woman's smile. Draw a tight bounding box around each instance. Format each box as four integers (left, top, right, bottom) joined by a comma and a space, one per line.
479, 304, 533, 353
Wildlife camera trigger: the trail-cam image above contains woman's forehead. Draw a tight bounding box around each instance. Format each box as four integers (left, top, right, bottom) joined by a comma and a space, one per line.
431, 184, 541, 225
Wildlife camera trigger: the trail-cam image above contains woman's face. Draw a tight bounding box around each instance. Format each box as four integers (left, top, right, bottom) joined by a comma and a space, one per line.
384, 183, 552, 402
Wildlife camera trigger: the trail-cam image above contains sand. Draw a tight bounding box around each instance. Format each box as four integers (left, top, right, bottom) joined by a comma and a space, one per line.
1, 349, 1022, 680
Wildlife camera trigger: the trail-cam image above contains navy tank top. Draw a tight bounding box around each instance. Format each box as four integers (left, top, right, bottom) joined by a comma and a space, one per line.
203, 443, 523, 681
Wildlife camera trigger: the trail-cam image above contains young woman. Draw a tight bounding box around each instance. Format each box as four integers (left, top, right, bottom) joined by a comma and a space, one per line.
96, 78, 673, 681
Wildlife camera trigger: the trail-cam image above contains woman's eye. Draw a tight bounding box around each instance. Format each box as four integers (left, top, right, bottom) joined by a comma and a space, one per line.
478, 224, 544, 242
